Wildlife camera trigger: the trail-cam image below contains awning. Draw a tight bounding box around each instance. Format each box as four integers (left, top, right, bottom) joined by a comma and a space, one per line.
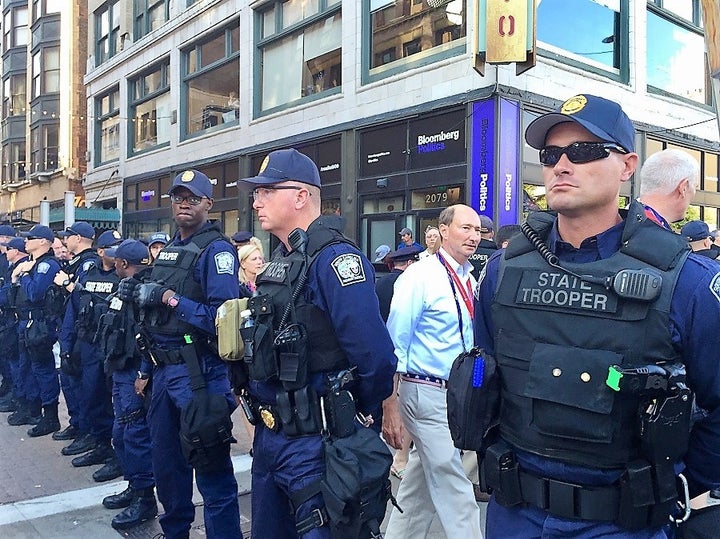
48, 207, 121, 229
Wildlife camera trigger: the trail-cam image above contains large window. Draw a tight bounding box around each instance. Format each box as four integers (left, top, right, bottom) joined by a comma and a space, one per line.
257, 1, 341, 113
130, 60, 171, 153
2, 75, 26, 119
33, 0, 62, 22
646, 2, 709, 105
2, 142, 26, 184
537, 0, 626, 79
183, 23, 239, 136
367, 0, 466, 80
31, 46, 60, 97
96, 87, 120, 164
96, 1, 120, 65
135, 0, 169, 40
30, 122, 58, 172
3, 6, 28, 50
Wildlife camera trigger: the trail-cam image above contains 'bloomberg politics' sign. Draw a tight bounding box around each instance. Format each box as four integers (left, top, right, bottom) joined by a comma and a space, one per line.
470, 99, 495, 220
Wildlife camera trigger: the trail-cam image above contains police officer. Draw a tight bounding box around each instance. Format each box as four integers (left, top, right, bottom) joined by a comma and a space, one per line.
468, 215, 497, 279
0, 238, 27, 415
54, 222, 102, 446
474, 94, 720, 537
63, 229, 123, 470
681, 221, 720, 260
375, 245, 423, 322
117, 169, 242, 539
238, 148, 397, 538
147, 231, 169, 263
9, 225, 61, 436
0, 224, 17, 401
98, 239, 157, 530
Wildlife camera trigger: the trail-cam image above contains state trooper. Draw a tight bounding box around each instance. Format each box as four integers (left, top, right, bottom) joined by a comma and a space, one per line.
238, 148, 397, 538
117, 169, 242, 539
0, 224, 17, 401
54, 221, 101, 444
147, 231, 169, 263
8, 225, 61, 436
62, 229, 124, 472
474, 94, 720, 537
97, 239, 157, 530
0, 237, 28, 415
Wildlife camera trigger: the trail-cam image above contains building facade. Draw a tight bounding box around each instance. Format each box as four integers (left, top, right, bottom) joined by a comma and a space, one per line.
82, 0, 719, 255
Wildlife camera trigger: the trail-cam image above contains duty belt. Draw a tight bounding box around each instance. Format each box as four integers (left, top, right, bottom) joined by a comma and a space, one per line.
149, 347, 186, 366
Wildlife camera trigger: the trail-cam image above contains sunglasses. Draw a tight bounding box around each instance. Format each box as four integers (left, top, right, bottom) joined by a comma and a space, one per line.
539, 142, 628, 166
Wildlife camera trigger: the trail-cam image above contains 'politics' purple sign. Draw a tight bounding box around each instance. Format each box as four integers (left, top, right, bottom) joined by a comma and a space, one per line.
470, 100, 495, 221
497, 98, 520, 227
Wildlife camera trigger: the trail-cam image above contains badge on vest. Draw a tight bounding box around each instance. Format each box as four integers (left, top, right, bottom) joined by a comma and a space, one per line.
330, 253, 366, 287
214, 251, 235, 275
516, 270, 618, 313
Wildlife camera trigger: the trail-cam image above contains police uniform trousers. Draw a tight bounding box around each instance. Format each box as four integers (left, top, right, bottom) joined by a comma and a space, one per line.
384, 381, 482, 539
4, 337, 25, 403
79, 340, 113, 444
486, 496, 670, 538
147, 355, 241, 539
112, 368, 154, 490
59, 369, 82, 431
18, 320, 59, 407
251, 419, 330, 539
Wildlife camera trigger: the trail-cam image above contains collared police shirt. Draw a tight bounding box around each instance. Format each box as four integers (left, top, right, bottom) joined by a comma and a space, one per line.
474, 217, 720, 496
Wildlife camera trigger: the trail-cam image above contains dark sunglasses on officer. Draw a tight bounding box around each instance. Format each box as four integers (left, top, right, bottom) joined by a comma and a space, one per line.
539, 141, 628, 166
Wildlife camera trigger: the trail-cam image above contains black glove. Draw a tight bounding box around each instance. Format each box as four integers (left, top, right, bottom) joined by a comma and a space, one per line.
117, 277, 140, 302
60, 352, 81, 377
134, 283, 170, 308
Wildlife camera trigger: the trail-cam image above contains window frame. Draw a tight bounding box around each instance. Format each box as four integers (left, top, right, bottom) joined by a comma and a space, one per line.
31, 44, 60, 98
29, 121, 59, 174
134, 0, 169, 40
2, 73, 26, 119
128, 58, 171, 155
3, 5, 28, 50
254, 0, 342, 116
95, 1, 120, 65
95, 86, 121, 165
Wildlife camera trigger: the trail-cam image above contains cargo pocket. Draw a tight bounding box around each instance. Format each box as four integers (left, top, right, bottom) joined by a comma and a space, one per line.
525, 343, 621, 443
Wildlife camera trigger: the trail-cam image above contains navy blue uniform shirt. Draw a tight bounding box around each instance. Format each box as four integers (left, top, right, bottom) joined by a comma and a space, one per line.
474, 218, 720, 495
250, 240, 397, 417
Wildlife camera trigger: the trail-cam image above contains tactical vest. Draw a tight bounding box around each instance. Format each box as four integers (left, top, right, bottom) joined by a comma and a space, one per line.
492, 202, 688, 469
143, 224, 228, 337
65, 248, 99, 279
10, 251, 59, 318
76, 266, 119, 341
98, 294, 140, 373
248, 219, 350, 387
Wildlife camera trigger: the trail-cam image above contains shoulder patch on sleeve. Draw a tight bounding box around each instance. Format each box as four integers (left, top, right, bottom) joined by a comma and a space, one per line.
82, 260, 94, 273
709, 273, 720, 302
36, 261, 51, 274
214, 251, 235, 275
330, 253, 366, 286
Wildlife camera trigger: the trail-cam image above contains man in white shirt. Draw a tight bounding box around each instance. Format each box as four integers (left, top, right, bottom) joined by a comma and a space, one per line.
382, 204, 483, 538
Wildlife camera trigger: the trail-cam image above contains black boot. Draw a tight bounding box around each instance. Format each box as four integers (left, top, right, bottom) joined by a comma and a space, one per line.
110, 488, 158, 530
93, 457, 123, 482
103, 485, 134, 510
28, 403, 61, 437
72, 444, 114, 467
61, 433, 97, 456
8, 399, 41, 426
0, 377, 11, 397
52, 424, 79, 441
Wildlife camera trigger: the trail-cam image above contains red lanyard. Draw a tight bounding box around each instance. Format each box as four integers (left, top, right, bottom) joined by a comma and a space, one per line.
437, 252, 474, 319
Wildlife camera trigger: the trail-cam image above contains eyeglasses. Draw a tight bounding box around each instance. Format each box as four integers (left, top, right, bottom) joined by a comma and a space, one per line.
252, 186, 304, 202
539, 142, 628, 166
170, 194, 207, 205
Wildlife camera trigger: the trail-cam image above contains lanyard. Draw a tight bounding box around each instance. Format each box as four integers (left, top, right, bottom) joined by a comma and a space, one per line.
437, 252, 474, 319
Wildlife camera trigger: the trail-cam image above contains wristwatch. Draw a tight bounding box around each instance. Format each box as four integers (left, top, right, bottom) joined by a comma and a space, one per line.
137, 371, 150, 380
62, 279, 71, 287
167, 294, 181, 308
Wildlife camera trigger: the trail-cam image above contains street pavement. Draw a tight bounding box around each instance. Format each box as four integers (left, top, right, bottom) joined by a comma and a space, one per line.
0, 392, 484, 538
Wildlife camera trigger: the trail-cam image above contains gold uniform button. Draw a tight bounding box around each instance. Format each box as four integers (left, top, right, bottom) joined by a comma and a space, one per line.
552, 368, 562, 377
580, 372, 591, 383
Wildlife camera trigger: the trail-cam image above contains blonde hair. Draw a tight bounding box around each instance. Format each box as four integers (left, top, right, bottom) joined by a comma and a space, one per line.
237, 244, 263, 284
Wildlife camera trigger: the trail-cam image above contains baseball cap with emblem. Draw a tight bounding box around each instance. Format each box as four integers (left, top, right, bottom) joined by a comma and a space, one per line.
525, 94, 635, 153
240, 148, 321, 188
231, 231, 253, 244
681, 220, 712, 242
387, 245, 423, 263
0, 237, 26, 252
20, 224, 54, 242
0, 224, 16, 236
148, 232, 170, 246
480, 215, 494, 233
58, 221, 95, 239
96, 229, 123, 248
106, 239, 150, 265
399, 227, 412, 236
169, 170, 214, 199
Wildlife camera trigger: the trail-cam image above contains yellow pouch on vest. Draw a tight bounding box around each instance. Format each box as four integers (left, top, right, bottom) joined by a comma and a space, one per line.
215, 297, 249, 361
